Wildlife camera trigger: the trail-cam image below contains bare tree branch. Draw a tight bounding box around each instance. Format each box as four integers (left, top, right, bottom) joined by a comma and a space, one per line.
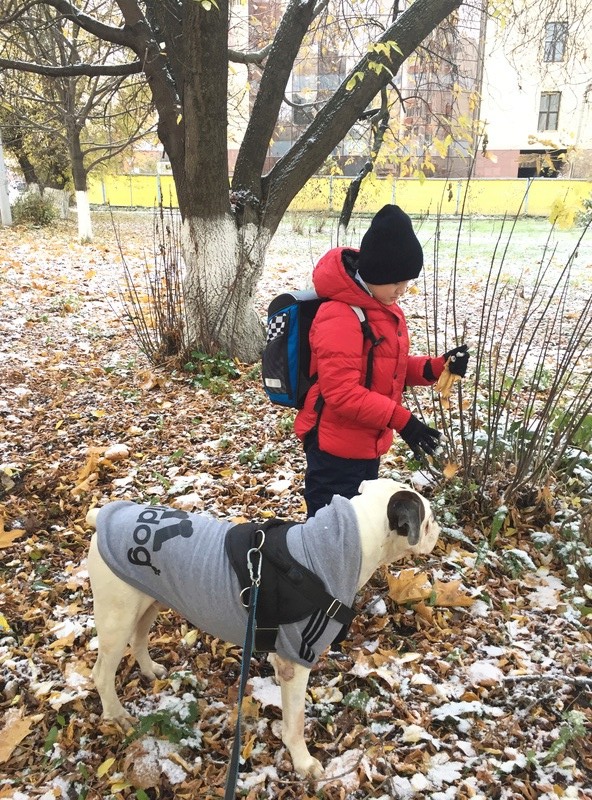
338, 88, 390, 241
27, 0, 132, 46
228, 43, 272, 65
0, 57, 142, 77
231, 0, 319, 206
260, 0, 462, 229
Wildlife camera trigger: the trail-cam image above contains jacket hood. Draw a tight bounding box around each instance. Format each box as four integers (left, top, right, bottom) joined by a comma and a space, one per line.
313, 247, 397, 313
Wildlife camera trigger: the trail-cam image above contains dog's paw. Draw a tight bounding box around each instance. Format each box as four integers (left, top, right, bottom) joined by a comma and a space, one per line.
141, 661, 167, 680
294, 756, 324, 780
100, 712, 136, 735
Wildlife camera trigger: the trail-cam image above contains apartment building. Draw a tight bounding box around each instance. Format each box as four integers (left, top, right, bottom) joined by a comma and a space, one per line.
475, 3, 592, 179
229, 0, 591, 180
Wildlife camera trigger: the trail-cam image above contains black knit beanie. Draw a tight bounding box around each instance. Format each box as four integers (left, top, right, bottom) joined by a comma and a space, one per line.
357, 204, 423, 284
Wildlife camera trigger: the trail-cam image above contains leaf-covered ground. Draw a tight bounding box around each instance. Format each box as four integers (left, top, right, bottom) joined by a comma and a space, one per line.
1, 213, 591, 800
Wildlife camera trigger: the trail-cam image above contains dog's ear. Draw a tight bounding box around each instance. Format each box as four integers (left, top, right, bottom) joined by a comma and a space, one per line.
387, 490, 425, 546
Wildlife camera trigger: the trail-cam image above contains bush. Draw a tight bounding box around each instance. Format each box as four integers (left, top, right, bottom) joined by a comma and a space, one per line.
118, 204, 188, 364
576, 193, 592, 227
12, 192, 57, 226
184, 350, 240, 391
410, 203, 592, 586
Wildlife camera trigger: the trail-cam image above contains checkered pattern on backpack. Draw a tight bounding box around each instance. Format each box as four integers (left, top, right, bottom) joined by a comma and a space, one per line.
267, 312, 287, 342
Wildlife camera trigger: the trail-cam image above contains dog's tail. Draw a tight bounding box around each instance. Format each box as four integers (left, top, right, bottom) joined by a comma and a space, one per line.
86, 507, 100, 530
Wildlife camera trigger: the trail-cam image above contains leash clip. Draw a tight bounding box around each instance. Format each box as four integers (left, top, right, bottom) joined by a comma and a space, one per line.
247, 528, 265, 587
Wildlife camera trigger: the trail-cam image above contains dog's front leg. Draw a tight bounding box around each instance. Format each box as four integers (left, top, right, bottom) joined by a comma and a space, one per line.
269, 654, 323, 779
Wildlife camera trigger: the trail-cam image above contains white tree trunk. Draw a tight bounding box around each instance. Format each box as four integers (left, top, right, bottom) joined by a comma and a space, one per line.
0, 133, 12, 226
182, 213, 270, 363
76, 190, 92, 241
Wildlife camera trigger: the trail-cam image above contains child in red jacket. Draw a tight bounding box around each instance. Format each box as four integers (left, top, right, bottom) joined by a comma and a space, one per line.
294, 204, 469, 517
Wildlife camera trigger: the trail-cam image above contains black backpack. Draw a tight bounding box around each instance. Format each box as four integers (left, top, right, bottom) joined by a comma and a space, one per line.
261, 290, 381, 408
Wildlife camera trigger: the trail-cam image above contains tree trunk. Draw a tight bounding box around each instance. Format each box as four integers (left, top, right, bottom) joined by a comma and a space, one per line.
182, 213, 270, 362
70, 128, 92, 241
0, 0, 465, 359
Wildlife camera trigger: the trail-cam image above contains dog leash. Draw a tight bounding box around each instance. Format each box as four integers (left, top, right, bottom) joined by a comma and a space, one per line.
223, 529, 265, 800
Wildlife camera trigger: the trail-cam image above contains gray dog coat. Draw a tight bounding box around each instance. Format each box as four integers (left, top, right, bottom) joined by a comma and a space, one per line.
95, 496, 362, 667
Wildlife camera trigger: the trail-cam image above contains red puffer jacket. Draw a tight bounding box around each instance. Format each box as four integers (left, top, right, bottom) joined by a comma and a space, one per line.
294, 247, 444, 459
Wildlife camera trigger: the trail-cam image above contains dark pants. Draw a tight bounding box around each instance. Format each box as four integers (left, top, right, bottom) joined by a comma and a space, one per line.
303, 430, 380, 518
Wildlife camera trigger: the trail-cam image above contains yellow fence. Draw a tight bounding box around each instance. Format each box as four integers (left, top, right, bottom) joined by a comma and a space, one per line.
88, 174, 592, 218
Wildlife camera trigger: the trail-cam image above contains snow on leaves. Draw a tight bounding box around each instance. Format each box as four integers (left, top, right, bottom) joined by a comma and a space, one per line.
0, 216, 591, 799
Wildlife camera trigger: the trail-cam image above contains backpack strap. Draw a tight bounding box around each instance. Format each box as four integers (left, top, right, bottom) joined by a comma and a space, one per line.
225, 519, 356, 652
313, 305, 383, 415
349, 305, 384, 389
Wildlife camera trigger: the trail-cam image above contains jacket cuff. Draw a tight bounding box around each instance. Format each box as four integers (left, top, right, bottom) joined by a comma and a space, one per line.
389, 405, 412, 432
427, 355, 446, 381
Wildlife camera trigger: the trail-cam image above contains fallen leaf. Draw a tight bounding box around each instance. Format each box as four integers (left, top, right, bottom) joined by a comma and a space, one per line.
0, 710, 45, 764
77, 447, 104, 482
0, 528, 26, 548
387, 569, 432, 604
432, 579, 473, 607
97, 757, 116, 777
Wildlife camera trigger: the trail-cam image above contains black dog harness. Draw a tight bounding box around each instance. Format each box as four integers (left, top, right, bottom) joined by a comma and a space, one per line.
225, 519, 356, 652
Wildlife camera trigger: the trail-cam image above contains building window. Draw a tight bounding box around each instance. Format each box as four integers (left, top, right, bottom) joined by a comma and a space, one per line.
517, 149, 566, 178
538, 92, 561, 131
544, 21, 567, 62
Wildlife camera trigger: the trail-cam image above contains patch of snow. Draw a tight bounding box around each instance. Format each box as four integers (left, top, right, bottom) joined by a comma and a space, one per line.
249, 676, 282, 709
497, 748, 528, 773
160, 757, 187, 785
410, 470, 434, 488
410, 772, 430, 791
431, 700, 505, 729
531, 531, 554, 548
466, 660, 504, 687
426, 753, 463, 788
469, 598, 491, 617
173, 493, 202, 510
400, 723, 441, 748
455, 740, 477, 757
481, 644, 506, 657
367, 596, 387, 615
389, 775, 414, 798
145, 484, 165, 496
524, 571, 565, 609
318, 748, 362, 791
266, 478, 291, 494
370, 721, 395, 735
504, 547, 536, 571
237, 765, 279, 792
49, 618, 84, 640
167, 474, 203, 494
49, 688, 89, 710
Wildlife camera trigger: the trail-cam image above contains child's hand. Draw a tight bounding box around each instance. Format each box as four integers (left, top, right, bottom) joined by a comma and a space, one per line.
399, 414, 441, 458
443, 344, 469, 377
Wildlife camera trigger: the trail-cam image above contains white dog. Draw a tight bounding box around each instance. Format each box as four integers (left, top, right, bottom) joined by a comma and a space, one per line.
86, 478, 440, 778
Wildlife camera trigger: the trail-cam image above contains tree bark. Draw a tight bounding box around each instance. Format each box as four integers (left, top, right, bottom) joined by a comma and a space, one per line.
183, 215, 270, 362
69, 126, 92, 240
0, 0, 465, 360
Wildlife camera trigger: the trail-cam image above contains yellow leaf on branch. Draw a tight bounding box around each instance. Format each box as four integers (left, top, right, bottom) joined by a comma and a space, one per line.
435, 360, 461, 409
443, 462, 459, 479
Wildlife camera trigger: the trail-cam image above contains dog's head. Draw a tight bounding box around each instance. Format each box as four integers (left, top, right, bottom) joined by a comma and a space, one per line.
356, 478, 440, 562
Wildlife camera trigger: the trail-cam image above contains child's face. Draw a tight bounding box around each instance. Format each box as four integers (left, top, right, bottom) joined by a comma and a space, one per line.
366, 280, 410, 306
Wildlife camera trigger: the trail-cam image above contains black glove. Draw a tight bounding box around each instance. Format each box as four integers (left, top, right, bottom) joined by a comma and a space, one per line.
399, 414, 441, 458
443, 344, 470, 377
